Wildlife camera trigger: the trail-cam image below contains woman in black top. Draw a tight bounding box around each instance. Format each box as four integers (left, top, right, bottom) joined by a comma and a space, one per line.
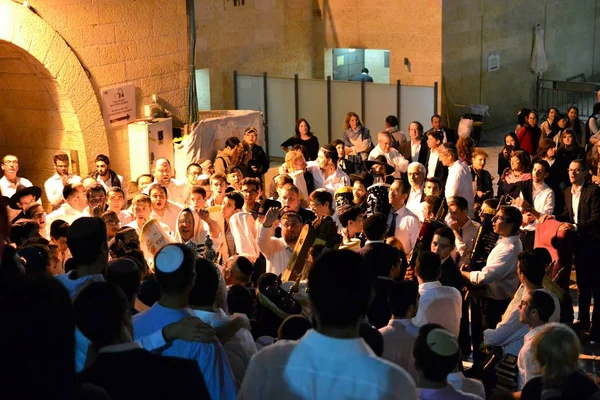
281, 118, 320, 161
497, 132, 521, 175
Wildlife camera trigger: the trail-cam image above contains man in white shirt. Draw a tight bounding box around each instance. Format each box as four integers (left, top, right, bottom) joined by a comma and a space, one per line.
239, 250, 418, 399
513, 159, 554, 251
368, 132, 409, 176
151, 158, 188, 206
439, 143, 474, 217
517, 290, 555, 390
447, 196, 481, 267
94, 154, 127, 201
399, 121, 427, 164
44, 152, 82, 209
133, 244, 237, 400
406, 162, 426, 216
1, 154, 35, 223
461, 205, 523, 366
483, 250, 560, 357
47, 183, 87, 227
258, 208, 303, 275
387, 178, 421, 257
412, 251, 462, 336
425, 130, 445, 180
126, 193, 170, 236
306, 144, 350, 194
379, 280, 420, 381
148, 183, 182, 234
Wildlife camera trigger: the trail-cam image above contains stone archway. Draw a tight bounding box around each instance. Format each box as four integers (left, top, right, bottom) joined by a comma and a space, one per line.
0, 1, 108, 189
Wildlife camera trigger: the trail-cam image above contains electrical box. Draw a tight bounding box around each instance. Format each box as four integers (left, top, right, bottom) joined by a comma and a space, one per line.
128, 118, 173, 182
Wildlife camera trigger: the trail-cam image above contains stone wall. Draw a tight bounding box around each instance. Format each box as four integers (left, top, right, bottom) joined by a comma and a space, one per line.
442, 0, 600, 130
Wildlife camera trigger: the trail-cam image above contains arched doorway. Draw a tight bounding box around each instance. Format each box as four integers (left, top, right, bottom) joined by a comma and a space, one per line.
0, 1, 108, 198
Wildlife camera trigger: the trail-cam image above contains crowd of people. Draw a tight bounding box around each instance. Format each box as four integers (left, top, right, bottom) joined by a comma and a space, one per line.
1, 107, 600, 399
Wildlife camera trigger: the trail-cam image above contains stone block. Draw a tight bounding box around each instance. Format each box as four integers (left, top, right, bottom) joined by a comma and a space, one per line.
90, 62, 126, 87
83, 24, 116, 47
12, 11, 39, 53
74, 95, 102, 131
0, 58, 33, 74
43, 35, 71, 78
65, 2, 100, 28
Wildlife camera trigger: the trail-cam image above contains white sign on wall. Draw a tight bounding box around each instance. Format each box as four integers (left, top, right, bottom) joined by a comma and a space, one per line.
487, 52, 500, 72
101, 84, 137, 127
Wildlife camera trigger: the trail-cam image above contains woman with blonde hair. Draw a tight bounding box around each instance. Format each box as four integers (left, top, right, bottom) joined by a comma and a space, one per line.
520, 323, 598, 399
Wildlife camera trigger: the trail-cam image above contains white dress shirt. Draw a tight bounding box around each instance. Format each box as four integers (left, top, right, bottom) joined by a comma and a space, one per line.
144, 179, 188, 206
44, 173, 82, 207
447, 372, 486, 399
451, 218, 481, 267
306, 162, 350, 194
379, 319, 419, 381
193, 308, 257, 386
46, 203, 84, 226
446, 160, 475, 218
258, 224, 294, 275
427, 149, 439, 178
125, 218, 171, 237
0, 175, 33, 197
368, 146, 409, 174
239, 329, 418, 400
96, 173, 126, 200
469, 235, 523, 300
412, 281, 462, 336
150, 201, 182, 234
517, 324, 545, 390
388, 205, 421, 256
406, 187, 423, 216
519, 182, 554, 231
484, 287, 559, 356
410, 141, 421, 162
572, 184, 582, 224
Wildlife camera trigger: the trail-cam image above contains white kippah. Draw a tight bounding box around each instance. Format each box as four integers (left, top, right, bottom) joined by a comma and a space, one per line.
155, 245, 184, 273
426, 328, 459, 357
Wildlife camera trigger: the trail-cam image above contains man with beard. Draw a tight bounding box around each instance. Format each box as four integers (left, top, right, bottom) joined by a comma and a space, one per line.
94, 154, 126, 200
258, 208, 304, 275
44, 152, 81, 210
150, 158, 188, 206
148, 183, 182, 234
306, 144, 350, 194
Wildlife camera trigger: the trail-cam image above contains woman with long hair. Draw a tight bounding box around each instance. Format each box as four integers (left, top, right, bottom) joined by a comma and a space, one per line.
556, 128, 586, 187
497, 132, 521, 175
540, 107, 560, 142
280, 118, 320, 161
517, 110, 542, 155
537, 138, 566, 213
566, 106, 586, 146
498, 150, 532, 198
342, 112, 373, 168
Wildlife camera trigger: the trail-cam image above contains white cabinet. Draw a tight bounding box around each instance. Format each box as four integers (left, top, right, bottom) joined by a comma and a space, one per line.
128, 118, 173, 182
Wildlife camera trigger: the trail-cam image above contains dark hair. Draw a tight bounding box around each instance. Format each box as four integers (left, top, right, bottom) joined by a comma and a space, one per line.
308, 250, 372, 327
295, 118, 313, 138
424, 177, 441, 188
53, 152, 69, 164
18, 244, 50, 275
511, 150, 531, 173
416, 251, 441, 281
338, 205, 364, 228
517, 251, 545, 286
227, 285, 254, 318
414, 323, 460, 382
190, 185, 207, 198
320, 144, 339, 164
62, 183, 82, 201
426, 129, 444, 142
277, 315, 312, 340
528, 290, 555, 323
531, 247, 552, 268
433, 227, 455, 249
50, 220, 69, 240
95, 154, 110, 165
532, 158, 550, 174
85, 183, 106, 202
392, 177, 411, 195
73, 282, 129, 348
136, 174, 153, 186
154, 244, 196, 295
440, 142, 458, 161
499, 206, 523, 235
229, 255, 253, 281
309, 189, 333, 210
331, 139, 344, 147
148, 183, 168, 199
359, 322, 384, 357
10, 219, 40, 246
387, 280, 419, 317
186, 163, 201, 173
386, 115, 399, 127
67, 217, 107, 266
224, 191, 244, 210
504, 132, 520, 149
241, 177, 261, 191
363, 212, 388, 241
448, 196, 468, 212
0, 275, 77, 399
105, 257, 142, 303
225, 165, 242, 175
188, 258, 220, 307
225, 136, 241, 149
410, 121, 424, 134
537, 138, 556, 158
107, 186, 125, 198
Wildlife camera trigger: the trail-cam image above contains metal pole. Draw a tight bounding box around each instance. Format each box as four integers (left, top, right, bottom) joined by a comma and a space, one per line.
433, 81, 439, 115
361, 79, 366, 124
233, 70, 238, 110
294, 74, 299, 122
263, 72, 269, 158
396, 80, 401, 126
327, 76, 332, 143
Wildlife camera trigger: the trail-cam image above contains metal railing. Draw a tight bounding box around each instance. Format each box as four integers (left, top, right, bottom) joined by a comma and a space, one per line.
536, 77, 599, 119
